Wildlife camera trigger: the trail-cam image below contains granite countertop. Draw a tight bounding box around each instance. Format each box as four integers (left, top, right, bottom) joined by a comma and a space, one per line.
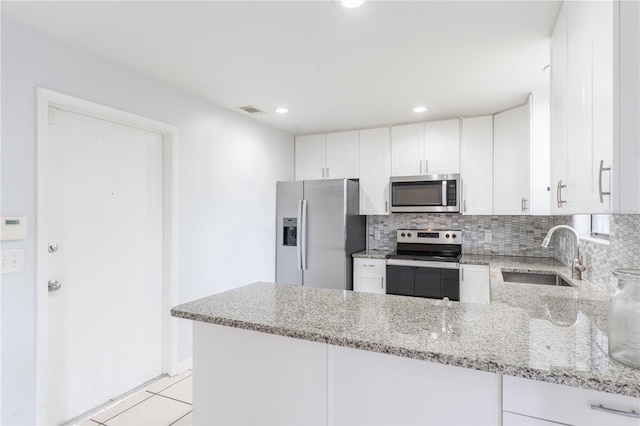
172, 256, 640, 399
352, 250, 392, 259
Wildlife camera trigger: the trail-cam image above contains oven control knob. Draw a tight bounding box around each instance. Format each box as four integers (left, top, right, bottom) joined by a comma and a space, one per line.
452, 234, 457, 239
407, 233, 412, 237
401, 233, 406, 237
445, 233, 450, 238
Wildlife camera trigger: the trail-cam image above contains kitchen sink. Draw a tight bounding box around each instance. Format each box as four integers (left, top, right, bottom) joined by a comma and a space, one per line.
501, 271, 573, 287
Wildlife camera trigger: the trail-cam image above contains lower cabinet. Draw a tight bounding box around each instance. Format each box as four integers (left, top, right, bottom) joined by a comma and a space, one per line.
503, 375, 640, 426
353, 258, 386, 294
194, 322, 499, 425
459, 264, 490, 304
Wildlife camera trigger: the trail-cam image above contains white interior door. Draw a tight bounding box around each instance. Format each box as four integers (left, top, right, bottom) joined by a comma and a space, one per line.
43, 107, 164, 424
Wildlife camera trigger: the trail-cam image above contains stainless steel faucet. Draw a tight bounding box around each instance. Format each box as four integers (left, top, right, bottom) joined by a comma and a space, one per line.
541, 225, 586, 280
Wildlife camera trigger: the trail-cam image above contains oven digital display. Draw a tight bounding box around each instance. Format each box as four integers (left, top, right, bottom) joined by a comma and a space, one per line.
417, 232, 439, 238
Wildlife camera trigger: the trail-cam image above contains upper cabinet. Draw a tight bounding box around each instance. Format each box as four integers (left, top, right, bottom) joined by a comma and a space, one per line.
359, 127, 391, 215
550, 0, 613, 214
461, 116, 493, 215
295, 131, 359, 181
493, 100, 532, 215
391, 119, 460, 177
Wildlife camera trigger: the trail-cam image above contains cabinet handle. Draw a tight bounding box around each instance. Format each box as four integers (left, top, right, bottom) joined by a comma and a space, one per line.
598, 160, 611, 203
591, 404, 640, 419
557, 180, 566, 208
420, 160, 423, 174
381, 276, 384, 289
521, 197, 528, 212
461, 268, 464, 281
322, 168, 325, 178
464, 200, 467, 213
327, 167, 330, 178
385, 201, 388, 212
363, 264, 375, 268
425, 160, 428, 174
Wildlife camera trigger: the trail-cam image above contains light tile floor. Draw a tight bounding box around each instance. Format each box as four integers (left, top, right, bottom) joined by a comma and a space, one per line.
79, 370, 193, 426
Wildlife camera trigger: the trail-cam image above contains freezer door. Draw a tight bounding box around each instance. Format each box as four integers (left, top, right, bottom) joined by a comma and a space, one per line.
276, 181, 304, 286
302, 179, 348, 290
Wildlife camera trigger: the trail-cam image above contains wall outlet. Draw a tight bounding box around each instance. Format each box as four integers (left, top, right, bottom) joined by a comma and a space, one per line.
484, 232, 492, 243
374, 230, 381, 241
1, 249, 24, 274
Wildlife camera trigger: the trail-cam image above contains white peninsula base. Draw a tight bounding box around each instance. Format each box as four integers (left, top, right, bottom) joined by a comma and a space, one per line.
193, 322, 500, 425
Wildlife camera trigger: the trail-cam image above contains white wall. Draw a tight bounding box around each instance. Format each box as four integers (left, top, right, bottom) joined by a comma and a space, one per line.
1, 18, 294, 424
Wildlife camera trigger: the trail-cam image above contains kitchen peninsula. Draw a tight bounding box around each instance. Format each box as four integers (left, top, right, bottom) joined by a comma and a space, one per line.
172, 258, 640, 425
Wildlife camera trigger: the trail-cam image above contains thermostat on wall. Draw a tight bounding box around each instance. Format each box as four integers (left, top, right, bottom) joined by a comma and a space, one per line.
0, 217, 27, 240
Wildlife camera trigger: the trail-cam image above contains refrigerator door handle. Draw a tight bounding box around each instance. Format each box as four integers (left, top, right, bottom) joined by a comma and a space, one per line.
297, 200, 303, 270
300, 199, 308, 271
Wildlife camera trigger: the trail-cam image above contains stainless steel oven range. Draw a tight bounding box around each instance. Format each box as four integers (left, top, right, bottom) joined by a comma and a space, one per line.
386, 229, 462, 300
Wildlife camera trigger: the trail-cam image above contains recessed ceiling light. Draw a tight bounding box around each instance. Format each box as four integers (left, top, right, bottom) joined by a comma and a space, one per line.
341, 0, 365, 8
413, 106, 428, 113
275, 107, 289, 114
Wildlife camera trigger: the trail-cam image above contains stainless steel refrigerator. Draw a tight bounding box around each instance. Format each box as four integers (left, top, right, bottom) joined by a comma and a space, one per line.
276, 179, 366, 290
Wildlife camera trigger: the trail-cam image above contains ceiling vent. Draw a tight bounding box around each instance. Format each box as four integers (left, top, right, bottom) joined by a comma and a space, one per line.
239, 105, 267, 115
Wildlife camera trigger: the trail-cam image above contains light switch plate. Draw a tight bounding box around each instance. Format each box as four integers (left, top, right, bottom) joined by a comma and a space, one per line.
1, 249, 25, 274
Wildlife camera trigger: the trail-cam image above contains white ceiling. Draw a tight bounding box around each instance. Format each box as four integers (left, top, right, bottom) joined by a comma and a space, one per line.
2, 1, 562, 135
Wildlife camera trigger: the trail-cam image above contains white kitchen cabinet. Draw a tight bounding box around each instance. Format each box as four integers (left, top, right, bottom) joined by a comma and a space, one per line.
461, 116, 493, 215
295, 134, 326, 181
391, 119, 460, 177
391, 123, 424, 176
294, 131, 359, 181
459, 264, 490, 304
359, 127, 391, 215
425, 119, 460, 174
353, 258, 386, 294
503, 375, 640, 426
331, 345, 499, 425
549, 0, 613, 214
325, 130, 360, 179
493, 100, 531, 215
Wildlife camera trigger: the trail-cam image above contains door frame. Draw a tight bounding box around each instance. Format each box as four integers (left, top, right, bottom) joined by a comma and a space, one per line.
35, 87, 180, 423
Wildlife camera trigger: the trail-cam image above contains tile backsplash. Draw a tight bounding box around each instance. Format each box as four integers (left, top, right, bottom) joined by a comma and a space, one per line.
367, 213, 640, 289
367, 214, 570, 258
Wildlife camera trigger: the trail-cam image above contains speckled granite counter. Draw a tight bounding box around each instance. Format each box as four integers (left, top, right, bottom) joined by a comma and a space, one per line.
352, 249, 392, 259
172, 267, 640, 398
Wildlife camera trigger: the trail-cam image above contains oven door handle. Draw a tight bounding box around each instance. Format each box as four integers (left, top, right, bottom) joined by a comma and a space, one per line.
386, 259, 460, 269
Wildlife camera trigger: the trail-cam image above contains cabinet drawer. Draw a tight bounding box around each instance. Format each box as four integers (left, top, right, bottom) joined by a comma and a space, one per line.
503, 375, 640, 426
355, 258, 385, 276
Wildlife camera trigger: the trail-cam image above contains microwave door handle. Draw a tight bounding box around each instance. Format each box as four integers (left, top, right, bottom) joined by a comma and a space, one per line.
442, 180, 447, 206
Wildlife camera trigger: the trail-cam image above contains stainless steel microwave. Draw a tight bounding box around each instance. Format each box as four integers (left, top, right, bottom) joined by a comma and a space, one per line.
390, 174, 461, 213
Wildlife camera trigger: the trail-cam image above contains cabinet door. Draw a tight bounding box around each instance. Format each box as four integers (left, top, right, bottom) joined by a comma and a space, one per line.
549, 3, 569, 215
589, 0, 613, 213
460, 265, 490, 304
493, 101, 531, 215
425, 119, 460, 174
326, 131, 359, 179
565, 0, 594, 213
461, 116, 493, 215
353, 258, 386, 294
359, 127, 391, 215
391, 123, 424, 176
295, 134, 326, 181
